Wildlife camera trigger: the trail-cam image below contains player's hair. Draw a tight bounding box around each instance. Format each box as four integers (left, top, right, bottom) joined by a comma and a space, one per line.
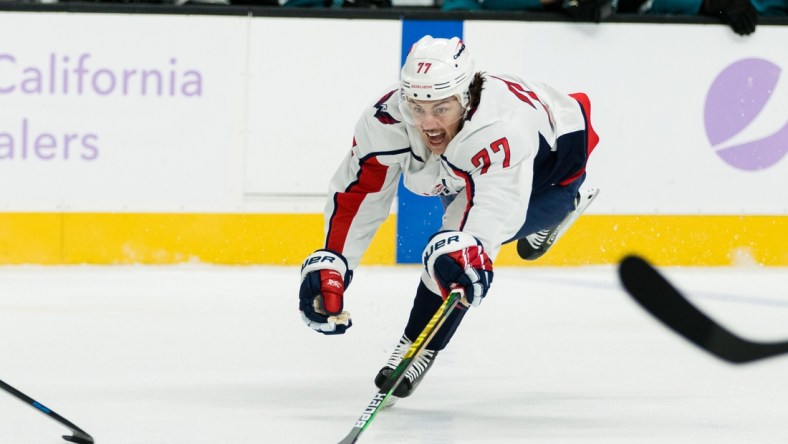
468, 72, 486, 110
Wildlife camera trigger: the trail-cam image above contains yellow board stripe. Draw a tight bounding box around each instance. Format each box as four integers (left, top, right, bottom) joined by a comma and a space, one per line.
0, 213, 785, 266
496, 215, 788, 266
0, 213, 395, 265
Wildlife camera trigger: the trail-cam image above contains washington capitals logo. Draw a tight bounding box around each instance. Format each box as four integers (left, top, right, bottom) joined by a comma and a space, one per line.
373, 90, 400, 125
454, 41, 465, 60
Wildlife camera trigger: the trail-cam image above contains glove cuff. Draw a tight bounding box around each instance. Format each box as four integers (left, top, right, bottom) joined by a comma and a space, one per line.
301, 249, 351, 284
422, 230, 483, 279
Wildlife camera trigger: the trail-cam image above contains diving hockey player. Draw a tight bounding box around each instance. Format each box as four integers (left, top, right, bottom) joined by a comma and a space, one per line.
299, 35, 599, 404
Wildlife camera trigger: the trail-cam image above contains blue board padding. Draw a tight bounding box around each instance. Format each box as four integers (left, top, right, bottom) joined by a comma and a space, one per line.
396, 20, 464, 264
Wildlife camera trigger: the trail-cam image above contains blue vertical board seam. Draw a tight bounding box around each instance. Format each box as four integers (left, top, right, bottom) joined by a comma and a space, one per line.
396, 20, 464, 264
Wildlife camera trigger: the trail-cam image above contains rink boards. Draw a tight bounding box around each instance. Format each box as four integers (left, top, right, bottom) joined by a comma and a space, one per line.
0, 13, 786, 265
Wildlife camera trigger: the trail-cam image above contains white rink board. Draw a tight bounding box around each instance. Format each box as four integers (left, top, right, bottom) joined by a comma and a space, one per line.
0, 12, 248, 212
244, 18, 401, 198
464, 22, 788, 214
0, 12, 786, 214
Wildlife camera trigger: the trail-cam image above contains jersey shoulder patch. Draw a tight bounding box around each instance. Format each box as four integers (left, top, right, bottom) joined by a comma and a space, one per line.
372, 89, 400, 125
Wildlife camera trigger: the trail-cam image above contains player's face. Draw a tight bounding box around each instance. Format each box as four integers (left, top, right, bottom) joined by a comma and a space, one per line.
406, 97, 465, 155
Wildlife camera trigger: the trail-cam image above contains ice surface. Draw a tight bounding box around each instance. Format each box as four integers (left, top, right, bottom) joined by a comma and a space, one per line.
0, 264, 786, 444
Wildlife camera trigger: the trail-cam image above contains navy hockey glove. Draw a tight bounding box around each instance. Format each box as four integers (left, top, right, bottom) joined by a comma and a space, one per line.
299, 250, 353, 335
702, 0, 756, 35
422, 231, 494, 307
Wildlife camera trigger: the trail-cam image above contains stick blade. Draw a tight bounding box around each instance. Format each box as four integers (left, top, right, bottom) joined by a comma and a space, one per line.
63, 433, 94, 444
337, 433, 358, 444
618, 254, 788, 364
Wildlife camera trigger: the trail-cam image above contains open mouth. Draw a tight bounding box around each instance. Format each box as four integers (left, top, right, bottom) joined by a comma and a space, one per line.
423, 130, 446, 147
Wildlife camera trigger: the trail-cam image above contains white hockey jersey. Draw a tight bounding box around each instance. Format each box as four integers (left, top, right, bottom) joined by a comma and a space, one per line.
322, 74, 597, 270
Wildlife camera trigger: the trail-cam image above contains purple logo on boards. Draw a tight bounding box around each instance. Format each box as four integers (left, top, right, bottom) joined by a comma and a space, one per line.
704, 58, 788, 171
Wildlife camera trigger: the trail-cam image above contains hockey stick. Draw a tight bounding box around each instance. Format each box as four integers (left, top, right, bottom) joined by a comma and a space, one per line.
337, 289, 465, 444
0, 379, 94, 444
618, 254, 788, 364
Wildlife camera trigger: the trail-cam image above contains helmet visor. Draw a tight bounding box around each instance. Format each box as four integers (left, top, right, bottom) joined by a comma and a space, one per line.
398, 96, 465, 129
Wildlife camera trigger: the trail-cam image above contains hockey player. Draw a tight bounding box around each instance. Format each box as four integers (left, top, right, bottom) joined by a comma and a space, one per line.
299, 36, 599, 404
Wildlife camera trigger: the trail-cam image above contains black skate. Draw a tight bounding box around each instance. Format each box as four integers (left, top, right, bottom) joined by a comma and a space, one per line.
374, 335, 438, 407
517, 188, 599, 260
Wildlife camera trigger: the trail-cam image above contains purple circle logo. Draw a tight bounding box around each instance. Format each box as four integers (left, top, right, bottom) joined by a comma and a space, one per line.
704, 58, 788, 171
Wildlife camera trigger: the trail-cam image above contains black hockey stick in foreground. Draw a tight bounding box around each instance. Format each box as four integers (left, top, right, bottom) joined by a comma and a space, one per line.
0, 379, 94, 443
618, 254, 788, 364
338, 289, 465, 444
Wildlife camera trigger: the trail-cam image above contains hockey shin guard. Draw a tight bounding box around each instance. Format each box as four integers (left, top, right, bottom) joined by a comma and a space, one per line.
404, 281, 468, 351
